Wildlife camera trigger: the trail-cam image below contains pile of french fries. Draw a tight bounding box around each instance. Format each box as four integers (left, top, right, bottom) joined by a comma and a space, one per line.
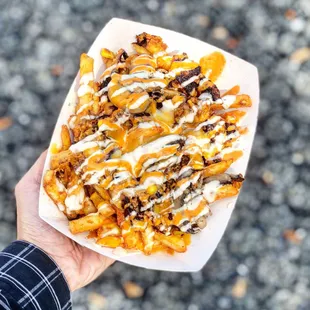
44, 33, 252, 255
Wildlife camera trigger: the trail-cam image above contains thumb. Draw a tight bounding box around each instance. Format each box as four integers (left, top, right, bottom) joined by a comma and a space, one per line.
16, 150, 49, 239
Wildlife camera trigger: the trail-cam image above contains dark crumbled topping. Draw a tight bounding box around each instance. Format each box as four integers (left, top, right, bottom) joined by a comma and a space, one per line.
184, 82, 198, 95
122, 196, 130, 206
123, 119, 133, 130
156, 191, 162, 198
119, 50, 128, 62
156, 102, 163, 109
180, 155, 190, 166
232, 174, 244, 182
164, 179, 176, 191
202, 124, 215, 133
135, 213, 144, 220
100, 76, 111, 89
124, 207, 133, 218
150, 90, 163, 101
167, 139, 185, 147
205, 84, 221, 101
176, 66, 201, 85
134, 112, 151, 117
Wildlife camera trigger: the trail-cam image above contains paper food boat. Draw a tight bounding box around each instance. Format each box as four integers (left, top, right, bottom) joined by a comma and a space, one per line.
39, 18, 259, 272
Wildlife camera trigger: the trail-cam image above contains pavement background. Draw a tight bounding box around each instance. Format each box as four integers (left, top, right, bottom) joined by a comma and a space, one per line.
1, 0, 310, 309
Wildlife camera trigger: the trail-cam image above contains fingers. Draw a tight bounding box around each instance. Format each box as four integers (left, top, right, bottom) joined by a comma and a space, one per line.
15, 150, 48, 194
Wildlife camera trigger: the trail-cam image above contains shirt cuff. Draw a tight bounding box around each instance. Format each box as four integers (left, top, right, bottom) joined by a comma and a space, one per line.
0, 240, 71, 310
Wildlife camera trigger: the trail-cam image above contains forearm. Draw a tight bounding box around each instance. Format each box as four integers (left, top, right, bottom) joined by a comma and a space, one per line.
0, 241, 71, 310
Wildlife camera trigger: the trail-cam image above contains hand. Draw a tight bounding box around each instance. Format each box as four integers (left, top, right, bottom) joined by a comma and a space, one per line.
15, 151, 114, 291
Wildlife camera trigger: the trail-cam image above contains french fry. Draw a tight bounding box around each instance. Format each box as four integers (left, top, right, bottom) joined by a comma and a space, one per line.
50, 150, 73, 170
83, 197, 97, 215
230, 94, 252, 108
76, 53, 95, 115
202, 160, 233, 177
61, 125, 71, 151
222, 150, 243, 162
116, 208, 125, 226
97, 221, 120, 238
132, 43, 150, 55
43, 170, 66, 209
123, 231, 143, 250
215, 184, 239, 201
100, 48, 115, 62
183, 233, 191, 246
154, 233, 187, 253
90, 191, 103, 207
50, 143, 60, 154
69, 213, 105, 234
96, 236, 122, 248
97, 202, 115, 217
133, 33, 167, 55
157, 55, 172, 71
100, 48, 116, 69
93, 185, 111, 201
141, 226, 155, 255
220, 110, 246, 124
125, 125, 164, 152
222, 85, 240, 96
151, 242, 174, 255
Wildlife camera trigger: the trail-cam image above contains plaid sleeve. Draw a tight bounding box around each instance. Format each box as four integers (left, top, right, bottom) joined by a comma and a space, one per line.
0, 241, 71, 310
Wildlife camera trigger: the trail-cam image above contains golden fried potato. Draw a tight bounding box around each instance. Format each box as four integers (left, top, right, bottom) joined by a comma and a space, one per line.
220, 110, 246, 124
134, 32, 167, 55
100, 48, 115, 61
50, 150, 73, 170
215, 184, 239, 201
96, 236, 122, 248
90, 191, 103, 207
43, 170, 67, 209
230, 94, 252, 108
222, 85, 240, 96
69, 213, 105, 234
93, 185, 111, 201
154, 233, 186, 253
61, 125, 71, 151
83, 197, 97, 215
202, 160, 233, 177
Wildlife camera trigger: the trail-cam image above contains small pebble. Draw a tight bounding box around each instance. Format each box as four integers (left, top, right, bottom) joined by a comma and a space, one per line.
262, 170, 274, 184
197, 15, 210, 27
123, 281, 144, 299
291, 153, 304, 165
212, 27, 229, 40
232, 277, 248, 299
237, 264, 249, 276
290, 18, 306, 32
290, 47, 310, 64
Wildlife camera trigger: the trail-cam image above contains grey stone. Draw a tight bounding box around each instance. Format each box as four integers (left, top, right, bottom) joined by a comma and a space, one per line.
257, 256, 298, 287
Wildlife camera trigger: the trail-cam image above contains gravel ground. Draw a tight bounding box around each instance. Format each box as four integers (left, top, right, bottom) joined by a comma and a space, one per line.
1, 0, 310, 309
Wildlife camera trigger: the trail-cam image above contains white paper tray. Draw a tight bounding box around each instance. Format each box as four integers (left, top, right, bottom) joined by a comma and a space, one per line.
39, 18, 259, 272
